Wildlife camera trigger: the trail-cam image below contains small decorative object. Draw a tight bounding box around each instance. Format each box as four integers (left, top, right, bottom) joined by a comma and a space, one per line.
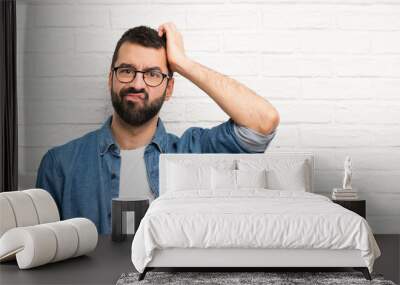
342, 155, 352, 190
332, 156, 358, 200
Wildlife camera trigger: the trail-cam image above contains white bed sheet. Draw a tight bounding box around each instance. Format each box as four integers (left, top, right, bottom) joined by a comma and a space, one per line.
131, 189, 381, 273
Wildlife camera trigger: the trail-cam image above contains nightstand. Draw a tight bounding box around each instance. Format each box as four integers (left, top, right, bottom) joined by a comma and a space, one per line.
111, 197, 149, 242
332, 199, 366, 219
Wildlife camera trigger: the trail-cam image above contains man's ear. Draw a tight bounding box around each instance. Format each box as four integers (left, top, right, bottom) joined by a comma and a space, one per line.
164, 77, 174, 101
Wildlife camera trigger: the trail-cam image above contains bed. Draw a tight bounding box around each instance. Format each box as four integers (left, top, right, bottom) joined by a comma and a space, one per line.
130, 152, 381, 281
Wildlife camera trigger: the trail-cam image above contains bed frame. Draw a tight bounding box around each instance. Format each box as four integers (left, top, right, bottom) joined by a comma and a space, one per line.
138, 152, 372, 281
140, 248, 371, 280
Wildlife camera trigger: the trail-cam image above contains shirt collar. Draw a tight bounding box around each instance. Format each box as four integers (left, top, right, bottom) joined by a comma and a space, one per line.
151, 117, 167, 153
98, 115, 167, 156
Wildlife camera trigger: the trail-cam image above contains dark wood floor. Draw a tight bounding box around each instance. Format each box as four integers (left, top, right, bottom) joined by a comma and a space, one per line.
0, 234, 398, 284
373, 234, 400, 284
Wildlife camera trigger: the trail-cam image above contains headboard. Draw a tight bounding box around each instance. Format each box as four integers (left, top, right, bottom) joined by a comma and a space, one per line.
159, 152, 314, 196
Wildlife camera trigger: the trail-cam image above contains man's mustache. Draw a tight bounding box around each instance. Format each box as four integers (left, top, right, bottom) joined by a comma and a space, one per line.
120, 87, 148, 100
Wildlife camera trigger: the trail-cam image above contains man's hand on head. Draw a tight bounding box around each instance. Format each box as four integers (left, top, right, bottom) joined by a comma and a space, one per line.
157, 22, 191, 73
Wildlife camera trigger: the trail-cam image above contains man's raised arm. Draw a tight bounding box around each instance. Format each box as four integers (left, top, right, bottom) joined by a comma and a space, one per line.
158, 22, 280, 136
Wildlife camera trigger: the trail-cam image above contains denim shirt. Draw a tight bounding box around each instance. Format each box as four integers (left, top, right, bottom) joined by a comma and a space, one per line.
36, 116, 276, 234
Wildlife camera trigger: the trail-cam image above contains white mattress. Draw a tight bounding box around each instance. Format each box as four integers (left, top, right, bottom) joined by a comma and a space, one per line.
131, 190, 381, 273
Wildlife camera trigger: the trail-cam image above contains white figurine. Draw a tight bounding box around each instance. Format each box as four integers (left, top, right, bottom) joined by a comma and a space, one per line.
342, 156, 352, 190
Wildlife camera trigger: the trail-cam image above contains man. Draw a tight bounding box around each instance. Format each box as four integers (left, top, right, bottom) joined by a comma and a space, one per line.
36, 23, 280, 234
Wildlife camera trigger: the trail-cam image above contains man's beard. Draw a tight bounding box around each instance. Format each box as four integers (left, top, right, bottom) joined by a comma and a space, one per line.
111, 86, 166, 127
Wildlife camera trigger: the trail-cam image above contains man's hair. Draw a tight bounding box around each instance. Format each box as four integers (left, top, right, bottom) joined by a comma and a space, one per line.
111, 26, 173, 77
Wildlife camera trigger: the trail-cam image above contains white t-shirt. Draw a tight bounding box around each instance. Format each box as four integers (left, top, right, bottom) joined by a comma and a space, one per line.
119, 145, 154, 234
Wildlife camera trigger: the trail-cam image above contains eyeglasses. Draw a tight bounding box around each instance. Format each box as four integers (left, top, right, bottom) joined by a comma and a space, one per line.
112, 66, 170, 87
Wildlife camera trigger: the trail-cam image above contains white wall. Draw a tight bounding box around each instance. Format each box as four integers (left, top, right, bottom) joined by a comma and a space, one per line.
16, 0, 400, 233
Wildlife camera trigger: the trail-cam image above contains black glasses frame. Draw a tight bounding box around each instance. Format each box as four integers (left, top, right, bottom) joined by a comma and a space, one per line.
112, 66, 170, 87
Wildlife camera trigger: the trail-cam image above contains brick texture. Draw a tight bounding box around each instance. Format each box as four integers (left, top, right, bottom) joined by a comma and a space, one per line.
17, 0, 400, 233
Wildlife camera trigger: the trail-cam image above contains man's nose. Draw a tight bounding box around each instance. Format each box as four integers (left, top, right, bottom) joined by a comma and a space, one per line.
129, 72, 147, 90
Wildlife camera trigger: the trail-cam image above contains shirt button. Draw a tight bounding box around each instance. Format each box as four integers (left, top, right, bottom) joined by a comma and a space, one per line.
111, 173, 116, 179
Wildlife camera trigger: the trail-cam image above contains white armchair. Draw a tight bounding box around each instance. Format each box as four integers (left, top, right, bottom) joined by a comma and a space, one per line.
0, 189, 98, 269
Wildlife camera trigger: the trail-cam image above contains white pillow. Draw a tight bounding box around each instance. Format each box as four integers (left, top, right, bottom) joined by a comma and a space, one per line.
238, 159, 309, 192
211, 168, 268, 191
266, 164, 307, 191
167, 162, 212, 192
236, 169, 268, 189
211, 168, 237, 191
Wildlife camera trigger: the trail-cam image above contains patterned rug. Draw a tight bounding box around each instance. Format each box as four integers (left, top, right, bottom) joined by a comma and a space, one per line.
116, 271, 397, 285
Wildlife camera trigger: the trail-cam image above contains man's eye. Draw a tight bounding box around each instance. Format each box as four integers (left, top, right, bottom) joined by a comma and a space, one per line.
147, 71, 161, 78
120, 68, 133, 74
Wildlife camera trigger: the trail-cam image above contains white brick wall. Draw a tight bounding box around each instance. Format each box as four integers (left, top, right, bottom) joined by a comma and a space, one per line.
17, 0, 400, 233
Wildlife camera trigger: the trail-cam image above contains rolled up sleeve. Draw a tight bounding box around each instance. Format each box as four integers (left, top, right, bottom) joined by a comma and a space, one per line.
177, 118, 277, 154
232, 123, 277, 153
